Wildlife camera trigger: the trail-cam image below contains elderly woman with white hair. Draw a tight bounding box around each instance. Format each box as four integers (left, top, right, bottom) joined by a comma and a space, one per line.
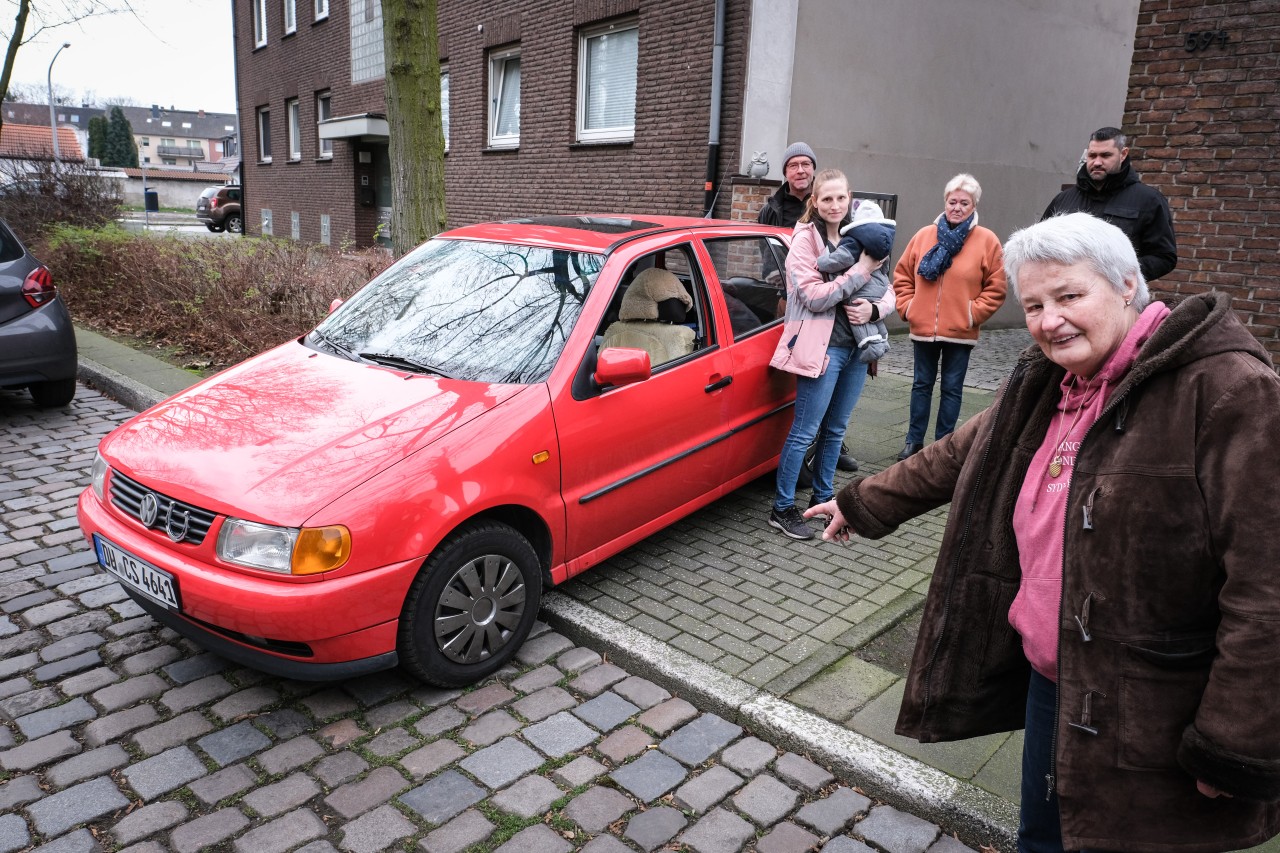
809, 212, 1280, 852
893, 173, 1007, 461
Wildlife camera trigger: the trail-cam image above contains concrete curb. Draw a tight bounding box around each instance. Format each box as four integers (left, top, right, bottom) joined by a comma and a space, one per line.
541, 591, 1017, 850
77, 357, 167, 412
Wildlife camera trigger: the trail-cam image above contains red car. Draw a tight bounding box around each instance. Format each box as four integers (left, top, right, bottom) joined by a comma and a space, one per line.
78, 215, 794, 686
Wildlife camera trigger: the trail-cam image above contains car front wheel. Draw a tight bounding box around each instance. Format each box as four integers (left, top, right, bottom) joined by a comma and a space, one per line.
225, 213, 243, 234
398, 521, 541, 687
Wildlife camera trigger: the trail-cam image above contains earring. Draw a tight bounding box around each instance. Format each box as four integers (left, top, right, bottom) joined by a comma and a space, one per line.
1124, 299, 1132, 307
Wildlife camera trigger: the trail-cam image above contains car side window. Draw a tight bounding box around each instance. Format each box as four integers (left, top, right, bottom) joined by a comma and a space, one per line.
597, 244, 713, 372
228, 188, 241, 203
703, 237, 788, 339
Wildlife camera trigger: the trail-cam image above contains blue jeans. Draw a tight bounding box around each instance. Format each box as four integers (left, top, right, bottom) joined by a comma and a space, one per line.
907, 341, 972, 445
775, 347, 868, 510
1020, 670, 1065, 853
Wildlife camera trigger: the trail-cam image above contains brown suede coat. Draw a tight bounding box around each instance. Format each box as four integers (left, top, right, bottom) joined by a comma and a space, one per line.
836, 293, 1280, 852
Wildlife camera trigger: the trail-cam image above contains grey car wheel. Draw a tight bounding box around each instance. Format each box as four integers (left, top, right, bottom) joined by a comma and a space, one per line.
398, 521, 541, 686
225, 213, 243, 234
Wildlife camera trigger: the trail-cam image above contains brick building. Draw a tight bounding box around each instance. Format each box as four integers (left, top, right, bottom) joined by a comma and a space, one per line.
1124, 0, 1280, 360
235, 0, 750, 247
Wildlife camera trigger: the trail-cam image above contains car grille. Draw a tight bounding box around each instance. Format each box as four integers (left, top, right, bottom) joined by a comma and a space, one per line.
109, 470, 218, 546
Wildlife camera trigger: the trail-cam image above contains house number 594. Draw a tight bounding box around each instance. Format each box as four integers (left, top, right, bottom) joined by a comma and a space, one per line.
1185, 30, 1229, 51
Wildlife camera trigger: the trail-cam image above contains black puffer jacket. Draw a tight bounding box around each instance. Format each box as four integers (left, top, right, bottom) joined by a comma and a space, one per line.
757, 184, 807, 229
838, 293, 1280, 852
1043, 159, 1178, 282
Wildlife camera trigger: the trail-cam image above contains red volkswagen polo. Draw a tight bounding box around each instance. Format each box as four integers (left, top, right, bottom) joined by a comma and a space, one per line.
78, 216, 795, 686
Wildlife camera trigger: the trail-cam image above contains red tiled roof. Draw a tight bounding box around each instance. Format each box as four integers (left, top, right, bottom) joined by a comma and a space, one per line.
0, 123, 83, 161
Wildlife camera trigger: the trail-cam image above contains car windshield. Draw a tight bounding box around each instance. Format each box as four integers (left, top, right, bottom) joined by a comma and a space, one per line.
314, 237, 604, 384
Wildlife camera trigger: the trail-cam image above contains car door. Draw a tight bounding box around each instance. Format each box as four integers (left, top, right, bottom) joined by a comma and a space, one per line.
696, 232, 795, 485
552, 239, 736, 578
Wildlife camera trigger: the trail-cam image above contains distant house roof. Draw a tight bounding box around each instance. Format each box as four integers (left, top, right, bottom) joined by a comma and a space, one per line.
2, 101, 238, 140
3, 101, 102, 128
0, 123, 84, 161
120, 105, 239, 139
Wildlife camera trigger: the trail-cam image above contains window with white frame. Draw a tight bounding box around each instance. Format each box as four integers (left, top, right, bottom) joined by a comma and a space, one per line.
253, 0, 267, 46
257, 107, 272, 162
286, 98, 301, 160
440, 66, 450, 151
315, 0, 328, 21
577, 19, 638, 142
316, 90, 332, 158
284, 0, 296, 34
488, 46, 520, 148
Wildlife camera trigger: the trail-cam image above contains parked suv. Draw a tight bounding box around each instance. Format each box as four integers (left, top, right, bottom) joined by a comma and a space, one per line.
195, 185, 242, 234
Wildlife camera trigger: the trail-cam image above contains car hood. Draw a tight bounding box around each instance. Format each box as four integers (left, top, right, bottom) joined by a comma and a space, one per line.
102, 340, 525, 525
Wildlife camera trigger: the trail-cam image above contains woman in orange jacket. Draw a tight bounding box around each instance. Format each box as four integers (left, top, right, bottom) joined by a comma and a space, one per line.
892, 174, 1007, 460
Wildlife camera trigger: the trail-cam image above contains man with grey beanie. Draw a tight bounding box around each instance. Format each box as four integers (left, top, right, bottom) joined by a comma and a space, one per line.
757, 141, 816, 228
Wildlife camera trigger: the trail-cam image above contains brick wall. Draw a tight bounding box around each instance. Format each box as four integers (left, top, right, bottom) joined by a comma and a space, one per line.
729, 178, 777, 223
1125, 0, 1280, 359
235, 0, 752, 247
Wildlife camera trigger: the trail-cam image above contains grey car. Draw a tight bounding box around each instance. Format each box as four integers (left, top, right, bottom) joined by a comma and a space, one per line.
0, 219, 76, 407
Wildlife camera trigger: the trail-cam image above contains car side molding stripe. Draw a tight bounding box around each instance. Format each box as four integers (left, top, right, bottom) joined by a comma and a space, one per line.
578, 400, 794, 504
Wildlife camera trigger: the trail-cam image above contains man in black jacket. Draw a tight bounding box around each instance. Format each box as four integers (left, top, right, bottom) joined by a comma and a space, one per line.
1042, 127, 1177, 281
757, 141, 816, 228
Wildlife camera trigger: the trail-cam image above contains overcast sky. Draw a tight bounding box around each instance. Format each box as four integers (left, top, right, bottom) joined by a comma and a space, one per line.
7, 0, 237, 115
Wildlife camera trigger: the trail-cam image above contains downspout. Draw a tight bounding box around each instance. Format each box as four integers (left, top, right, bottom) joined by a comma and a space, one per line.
702, 0, 726, 218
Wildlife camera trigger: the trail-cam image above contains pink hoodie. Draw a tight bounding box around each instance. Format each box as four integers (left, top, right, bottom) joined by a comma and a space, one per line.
1008, 300, 1171, 680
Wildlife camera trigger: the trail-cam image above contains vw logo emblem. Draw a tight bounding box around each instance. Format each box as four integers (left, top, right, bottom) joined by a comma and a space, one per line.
139, 493, 160, 528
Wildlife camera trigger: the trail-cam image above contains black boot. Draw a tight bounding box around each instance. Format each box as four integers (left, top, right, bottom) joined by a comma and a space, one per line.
896, 442, 923, 461
837, 441, 859, 472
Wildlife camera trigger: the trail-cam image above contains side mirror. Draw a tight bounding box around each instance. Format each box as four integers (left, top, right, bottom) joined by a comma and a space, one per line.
594, 347, 651, 388
328, 298, 344, 314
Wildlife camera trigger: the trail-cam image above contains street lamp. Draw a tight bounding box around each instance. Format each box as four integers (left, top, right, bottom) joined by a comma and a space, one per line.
47, 42, 71, 164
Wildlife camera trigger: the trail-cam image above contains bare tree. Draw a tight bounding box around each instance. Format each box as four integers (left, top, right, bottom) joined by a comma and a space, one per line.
0, 0, 135, 139
380, 0, 447, 256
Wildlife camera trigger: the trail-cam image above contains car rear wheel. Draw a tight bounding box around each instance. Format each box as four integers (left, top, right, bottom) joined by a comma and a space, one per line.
206, 223, 224, 233
398, 521, 541, 687
28, 378, 76, 408
225, 213, 243, 234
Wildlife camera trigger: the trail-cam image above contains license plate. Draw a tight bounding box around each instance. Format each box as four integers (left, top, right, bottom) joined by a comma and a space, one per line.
94, 535, 181, 610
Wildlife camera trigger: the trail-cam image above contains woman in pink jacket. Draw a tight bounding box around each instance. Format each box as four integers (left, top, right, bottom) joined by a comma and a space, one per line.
767, 169, 896, 540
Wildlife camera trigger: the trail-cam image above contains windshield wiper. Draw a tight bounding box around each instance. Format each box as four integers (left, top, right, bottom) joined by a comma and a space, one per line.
309, 330, 360, 362
358, 352, 457, 379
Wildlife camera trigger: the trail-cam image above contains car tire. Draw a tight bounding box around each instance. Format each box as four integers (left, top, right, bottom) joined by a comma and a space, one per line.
795, 441, 817, 489
225, 213, 243, 234
28, 377, 76, 408
397, 521, 541, 687
206, 223, 224, 233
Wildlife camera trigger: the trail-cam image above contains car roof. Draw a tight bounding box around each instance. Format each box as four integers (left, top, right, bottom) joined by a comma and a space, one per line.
441, 215, 782, 254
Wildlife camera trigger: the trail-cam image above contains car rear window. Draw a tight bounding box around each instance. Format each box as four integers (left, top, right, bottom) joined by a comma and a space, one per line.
0, 221, 25, 263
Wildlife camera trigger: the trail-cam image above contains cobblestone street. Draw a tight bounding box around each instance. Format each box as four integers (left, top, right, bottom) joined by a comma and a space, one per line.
1, 386, 984, 853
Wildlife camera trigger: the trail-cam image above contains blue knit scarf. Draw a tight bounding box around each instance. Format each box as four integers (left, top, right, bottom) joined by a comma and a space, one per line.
917, 212, 975, 281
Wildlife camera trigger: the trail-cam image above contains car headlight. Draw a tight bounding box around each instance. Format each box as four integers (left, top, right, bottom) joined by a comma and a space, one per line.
91, 452, 108, 501
217, 519, 351, 576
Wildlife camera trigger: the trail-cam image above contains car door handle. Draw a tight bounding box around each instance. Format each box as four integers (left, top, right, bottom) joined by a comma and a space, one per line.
704, 376, 733, 393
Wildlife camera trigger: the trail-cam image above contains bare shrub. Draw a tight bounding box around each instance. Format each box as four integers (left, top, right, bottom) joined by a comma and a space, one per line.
43, 225, 392, 370
0, 153, 123, 241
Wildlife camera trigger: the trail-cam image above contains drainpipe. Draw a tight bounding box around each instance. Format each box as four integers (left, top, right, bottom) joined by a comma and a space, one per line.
702, 0, 726, 218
